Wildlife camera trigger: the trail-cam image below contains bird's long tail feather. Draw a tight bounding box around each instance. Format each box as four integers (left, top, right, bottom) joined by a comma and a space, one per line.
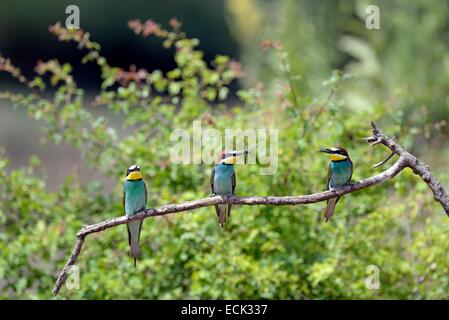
127, 220, 142, 267
215, 204, 230, 228
324, 197, 338, 222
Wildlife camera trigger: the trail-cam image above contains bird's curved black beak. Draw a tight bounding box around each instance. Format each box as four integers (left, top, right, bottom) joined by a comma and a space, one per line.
320, 147, 332, 154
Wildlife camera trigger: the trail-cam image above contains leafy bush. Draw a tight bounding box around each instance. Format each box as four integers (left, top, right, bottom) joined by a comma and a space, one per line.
0, 18, 448, 299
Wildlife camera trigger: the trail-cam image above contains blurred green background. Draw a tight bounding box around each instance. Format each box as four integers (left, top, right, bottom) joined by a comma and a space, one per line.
1, 0, 449, 299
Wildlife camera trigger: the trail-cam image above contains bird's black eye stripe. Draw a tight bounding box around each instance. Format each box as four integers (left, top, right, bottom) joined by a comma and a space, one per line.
126, 165, 140, 175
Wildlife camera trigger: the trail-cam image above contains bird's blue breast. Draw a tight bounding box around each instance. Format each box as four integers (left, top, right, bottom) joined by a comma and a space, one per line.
214, 163, 235, 195
123, 180, 146, 216
329, 159, 352, 189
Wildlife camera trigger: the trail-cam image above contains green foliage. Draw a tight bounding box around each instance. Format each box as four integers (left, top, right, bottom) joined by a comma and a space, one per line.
1, 15, 448, 300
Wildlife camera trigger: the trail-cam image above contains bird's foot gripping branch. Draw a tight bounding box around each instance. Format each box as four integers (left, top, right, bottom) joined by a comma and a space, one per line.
51, 121, 449, 296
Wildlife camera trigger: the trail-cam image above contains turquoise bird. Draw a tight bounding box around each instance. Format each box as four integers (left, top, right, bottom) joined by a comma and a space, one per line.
122, 164, 147, 267
320, 147, 353, 222
210, 150, 247, 228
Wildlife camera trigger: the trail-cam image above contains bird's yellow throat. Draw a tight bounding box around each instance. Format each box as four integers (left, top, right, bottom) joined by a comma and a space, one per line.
330, 154, 348, 161
127, 171, 143, 180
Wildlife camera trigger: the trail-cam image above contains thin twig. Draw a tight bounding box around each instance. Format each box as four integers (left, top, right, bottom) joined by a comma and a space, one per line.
373, 152, 395, 168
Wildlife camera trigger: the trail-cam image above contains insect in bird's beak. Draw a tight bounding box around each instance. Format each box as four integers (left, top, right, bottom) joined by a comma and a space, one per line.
234, 150, 250, 164
243, 143, 258, 164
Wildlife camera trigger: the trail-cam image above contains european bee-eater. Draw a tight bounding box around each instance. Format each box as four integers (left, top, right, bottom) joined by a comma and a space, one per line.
210, 150, 247, 228
320, 147, 353, 222
122, 164, 147, 267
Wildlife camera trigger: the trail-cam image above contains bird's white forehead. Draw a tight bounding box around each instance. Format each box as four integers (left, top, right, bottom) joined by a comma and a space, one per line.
128, 164, 140, 171
330, 147, 340, 152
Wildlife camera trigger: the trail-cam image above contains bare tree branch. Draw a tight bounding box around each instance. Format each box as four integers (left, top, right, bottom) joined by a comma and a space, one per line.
52, 236, 84, 296
52, 122, 449, 296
